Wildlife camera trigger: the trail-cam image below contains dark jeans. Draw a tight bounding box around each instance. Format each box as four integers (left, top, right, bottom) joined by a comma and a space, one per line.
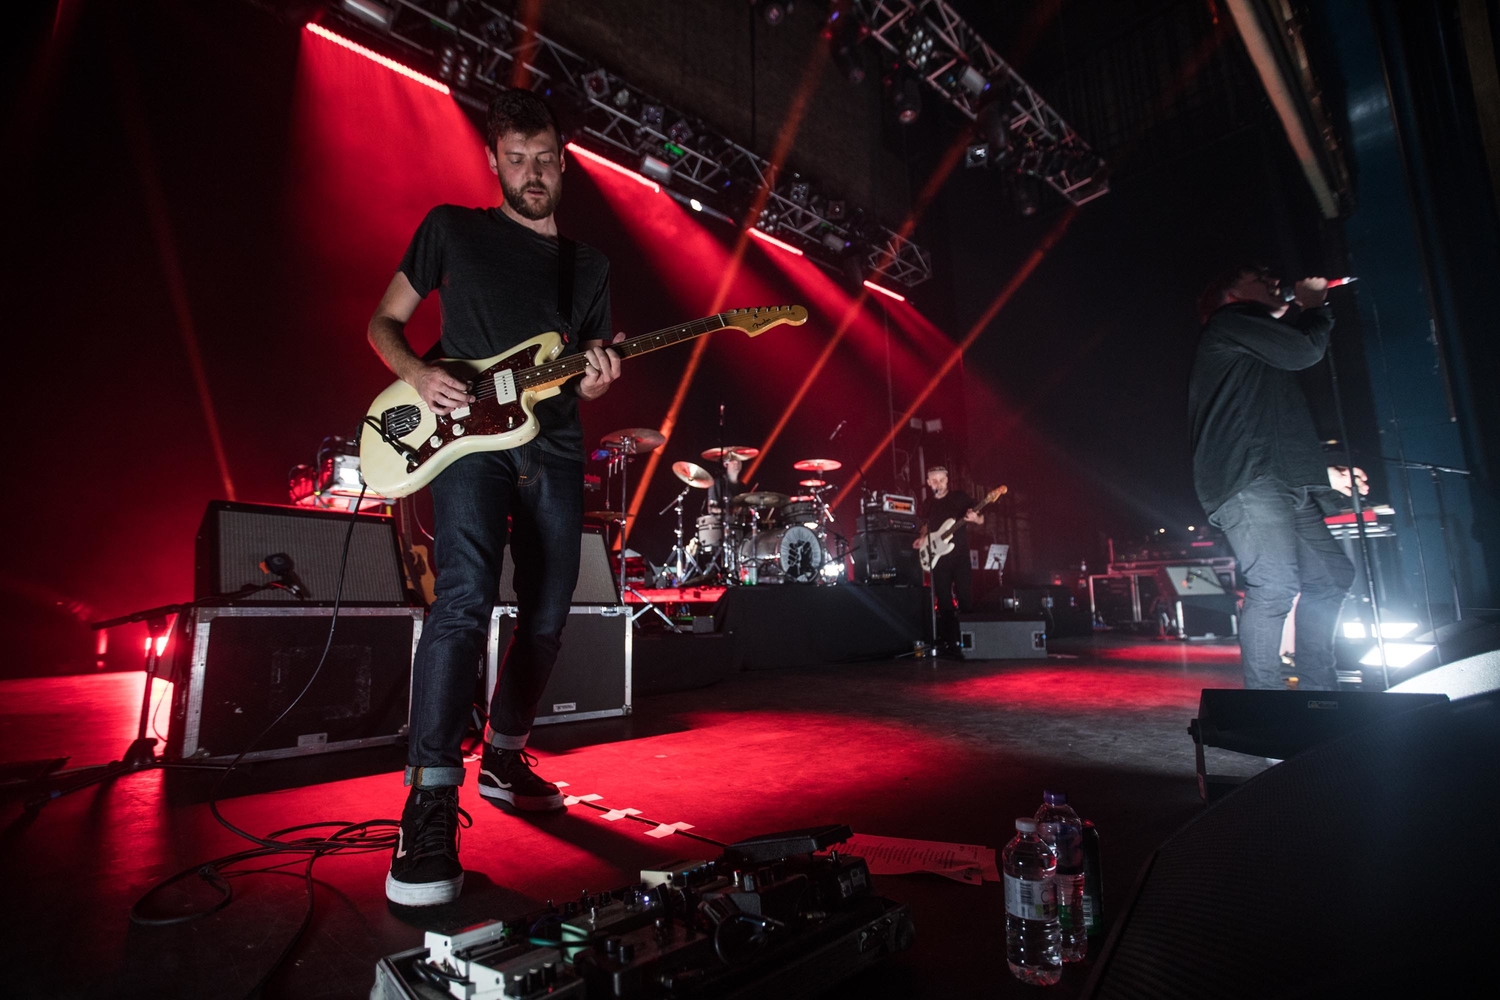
1209, 478, 1354, 691
931, 550, 973, 645
406, 444, 583, 788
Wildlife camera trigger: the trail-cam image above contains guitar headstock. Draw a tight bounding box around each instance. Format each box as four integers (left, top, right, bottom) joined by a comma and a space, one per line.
983, 485, 1008, 506
722, 305, 809, 336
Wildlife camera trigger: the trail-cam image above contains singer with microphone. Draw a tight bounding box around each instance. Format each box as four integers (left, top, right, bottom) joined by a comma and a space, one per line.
1189, 265, 1359, 692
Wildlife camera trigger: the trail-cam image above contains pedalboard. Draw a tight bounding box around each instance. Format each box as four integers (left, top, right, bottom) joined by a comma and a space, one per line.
372, 825, 914, 1000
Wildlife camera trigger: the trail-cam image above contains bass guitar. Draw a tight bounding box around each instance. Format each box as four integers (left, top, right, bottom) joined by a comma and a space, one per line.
917, 485, 1007, 572
359, 306, 807, 498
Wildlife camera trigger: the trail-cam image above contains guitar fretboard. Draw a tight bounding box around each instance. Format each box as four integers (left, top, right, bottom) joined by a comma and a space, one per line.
514, 314, 728, 390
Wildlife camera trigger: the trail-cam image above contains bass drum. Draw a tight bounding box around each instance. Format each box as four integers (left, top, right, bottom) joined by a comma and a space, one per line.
738, 525, 825, 584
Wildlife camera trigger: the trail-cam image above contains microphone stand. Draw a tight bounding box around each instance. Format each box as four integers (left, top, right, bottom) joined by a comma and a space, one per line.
9, 588, 289, 813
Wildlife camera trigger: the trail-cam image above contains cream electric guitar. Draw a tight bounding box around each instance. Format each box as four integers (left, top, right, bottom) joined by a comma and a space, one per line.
359, 306, 808, 498
917, 485, 1008, 572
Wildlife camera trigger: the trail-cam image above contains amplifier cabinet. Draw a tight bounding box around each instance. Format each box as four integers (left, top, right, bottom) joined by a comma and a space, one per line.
166, 606, 421, 762
487, 605, 631, 725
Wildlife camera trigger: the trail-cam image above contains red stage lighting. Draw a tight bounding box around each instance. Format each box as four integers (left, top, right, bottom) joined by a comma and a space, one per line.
747, 227, 805, 256
304, 23, 451, 95
861, 279, 906, 302
564, 142, 661, 193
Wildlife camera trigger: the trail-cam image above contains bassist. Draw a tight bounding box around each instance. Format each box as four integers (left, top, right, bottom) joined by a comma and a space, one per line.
913, 466, 982, 653
366, 89, 623, 907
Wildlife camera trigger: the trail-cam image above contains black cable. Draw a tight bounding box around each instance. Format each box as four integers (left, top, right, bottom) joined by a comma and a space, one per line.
130, 485, 403, 999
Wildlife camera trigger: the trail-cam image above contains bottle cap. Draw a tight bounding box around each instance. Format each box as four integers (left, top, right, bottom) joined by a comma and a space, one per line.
1043, 790, 1067, 804
1015, 818, 1037, 832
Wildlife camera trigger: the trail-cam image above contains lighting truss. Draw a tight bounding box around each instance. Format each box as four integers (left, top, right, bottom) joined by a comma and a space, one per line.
851, 0, 1109, 206
322, 0, 933, 287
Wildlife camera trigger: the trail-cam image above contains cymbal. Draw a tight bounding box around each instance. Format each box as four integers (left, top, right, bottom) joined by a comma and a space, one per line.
602, 427, 666, 453
732, 490, 790, 508
799, 479, 828, 488
792, 458, 842, 472
584, 510, 630, 524
701, 446, 760, 462
672, 461, 714, 489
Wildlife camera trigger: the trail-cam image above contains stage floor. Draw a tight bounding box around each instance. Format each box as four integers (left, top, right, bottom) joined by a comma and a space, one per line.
0, 636, 1264, 998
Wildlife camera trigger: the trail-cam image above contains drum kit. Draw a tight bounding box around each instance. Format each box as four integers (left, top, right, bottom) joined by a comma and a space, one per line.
587, 427, 850, 590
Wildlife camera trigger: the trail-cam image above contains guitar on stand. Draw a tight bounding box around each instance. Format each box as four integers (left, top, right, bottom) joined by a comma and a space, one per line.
917, 486, 1007, 572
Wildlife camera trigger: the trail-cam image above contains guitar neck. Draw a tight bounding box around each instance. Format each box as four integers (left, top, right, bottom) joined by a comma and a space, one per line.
516, 314, 729, 389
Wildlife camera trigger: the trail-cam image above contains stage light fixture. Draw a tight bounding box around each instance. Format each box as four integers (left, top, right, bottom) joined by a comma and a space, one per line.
565, 142, 660, 192
341, 0, 394, 29
826, 199, 846, 221
891, 75, 922, 124
958, 65, 988, 96
583, 68, 611, 98
762, 2, 789, 27
689, 198, 703, 211
638, 154, 673, 186
748, 227, 804, 256
667, 118, 694, 145
863, 279, 907, 302
965, 143, 990, 169
1358, 642, 1435, 669
455, 51, 472, 89
903, 23, 937, 72
304, 23, 451, 95
789, 181, 810, 205
439, 45, 456, 79
641, 104, 664, 128
822, 232, 848, 253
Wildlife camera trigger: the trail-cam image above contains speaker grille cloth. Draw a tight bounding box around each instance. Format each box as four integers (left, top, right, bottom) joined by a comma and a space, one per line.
209, 508, 405, 604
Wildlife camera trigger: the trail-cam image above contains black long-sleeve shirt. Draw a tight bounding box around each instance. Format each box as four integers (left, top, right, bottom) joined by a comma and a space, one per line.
1188, 302, 1334, 514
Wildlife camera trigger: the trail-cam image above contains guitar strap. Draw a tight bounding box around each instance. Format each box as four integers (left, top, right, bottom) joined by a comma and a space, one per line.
556, 235, 577, 345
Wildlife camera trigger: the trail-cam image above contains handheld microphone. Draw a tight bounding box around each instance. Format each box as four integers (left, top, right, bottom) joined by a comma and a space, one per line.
1281, 276, 1357, 302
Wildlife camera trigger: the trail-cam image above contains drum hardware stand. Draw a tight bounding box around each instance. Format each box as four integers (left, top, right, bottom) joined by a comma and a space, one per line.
607, 436, 680, 631
659, 486, 696, 585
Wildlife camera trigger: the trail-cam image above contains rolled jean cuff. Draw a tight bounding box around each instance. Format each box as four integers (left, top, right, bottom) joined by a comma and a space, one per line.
489, 730, 529, 751
405, 765, 466, 788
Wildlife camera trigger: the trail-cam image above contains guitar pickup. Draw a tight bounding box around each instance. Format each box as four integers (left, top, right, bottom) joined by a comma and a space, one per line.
493, 369, 517, 405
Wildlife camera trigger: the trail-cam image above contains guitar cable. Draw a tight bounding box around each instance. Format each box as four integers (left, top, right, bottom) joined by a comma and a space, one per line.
131, 484, 403, 1000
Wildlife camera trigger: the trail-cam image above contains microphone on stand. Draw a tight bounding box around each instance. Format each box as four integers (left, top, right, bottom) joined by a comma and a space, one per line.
1281, 276, 1357, 302
829, 419, 847, 441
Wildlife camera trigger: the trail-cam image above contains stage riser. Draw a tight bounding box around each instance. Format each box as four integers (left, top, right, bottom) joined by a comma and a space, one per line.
713, 585, 933, 670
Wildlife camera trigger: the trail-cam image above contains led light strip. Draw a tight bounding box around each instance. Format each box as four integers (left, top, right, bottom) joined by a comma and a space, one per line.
304, 22, 451, 95
565, 142, 661, 193
862, 279, 907, 302
747, 226, 805, 256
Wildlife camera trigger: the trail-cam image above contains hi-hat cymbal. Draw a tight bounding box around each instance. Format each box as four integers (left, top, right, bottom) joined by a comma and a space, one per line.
701, 446, 760, 462
732, 490, 790, 508
672, 461, 714, 489
584, 510, 631, 524
799, 479, 828, 488
602, 428, 666, 453
792, 458, 842, 472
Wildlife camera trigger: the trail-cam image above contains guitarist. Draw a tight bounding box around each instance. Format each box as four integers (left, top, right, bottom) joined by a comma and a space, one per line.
367, 89, 624, 907
913, 466, 983, 653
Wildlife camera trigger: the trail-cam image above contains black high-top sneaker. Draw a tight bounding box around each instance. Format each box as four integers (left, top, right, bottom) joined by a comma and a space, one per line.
477, 746, 566, 811
386, 785, 469, 906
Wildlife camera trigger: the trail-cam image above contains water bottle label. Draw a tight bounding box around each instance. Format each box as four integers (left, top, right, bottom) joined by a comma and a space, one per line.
1082, 892, 1096, 930
1004, 874, 1057, 921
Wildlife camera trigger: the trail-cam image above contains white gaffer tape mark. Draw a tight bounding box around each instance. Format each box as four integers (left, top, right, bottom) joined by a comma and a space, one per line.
645, 822, 695, 839
563, 793, 603, 806
601, 808, 643, 822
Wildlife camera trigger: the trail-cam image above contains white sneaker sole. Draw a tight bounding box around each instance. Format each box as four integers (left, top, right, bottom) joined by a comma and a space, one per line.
385, 871, 463, 906
477, 782, 565, 811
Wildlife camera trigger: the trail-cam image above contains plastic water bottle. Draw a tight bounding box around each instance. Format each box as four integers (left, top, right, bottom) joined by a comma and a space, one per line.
1036, 790, 1086, 962
1003, 818, 1061, 985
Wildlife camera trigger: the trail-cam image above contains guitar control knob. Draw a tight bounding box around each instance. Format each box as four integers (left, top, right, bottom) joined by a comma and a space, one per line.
428, 435, 442, 448
452, 423, 465, 436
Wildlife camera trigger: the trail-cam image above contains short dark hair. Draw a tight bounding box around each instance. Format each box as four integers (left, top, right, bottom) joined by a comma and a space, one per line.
1197, 263, 1271, 325
485, 88, 559, 150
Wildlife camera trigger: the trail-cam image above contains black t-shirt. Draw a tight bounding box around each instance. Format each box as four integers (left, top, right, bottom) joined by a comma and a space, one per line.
1188, 303, 1333, 514
921, 490, 975, 549
398, 205, 611, 460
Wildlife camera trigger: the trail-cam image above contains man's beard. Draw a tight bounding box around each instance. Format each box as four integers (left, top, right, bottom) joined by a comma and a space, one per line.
502, 177, 560, 221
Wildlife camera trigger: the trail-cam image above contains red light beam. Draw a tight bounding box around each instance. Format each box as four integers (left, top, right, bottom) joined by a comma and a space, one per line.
861, 279, 906, 302
564, 142, 660, 192
831, 207, 1080, 512
747, 227, 805, 256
